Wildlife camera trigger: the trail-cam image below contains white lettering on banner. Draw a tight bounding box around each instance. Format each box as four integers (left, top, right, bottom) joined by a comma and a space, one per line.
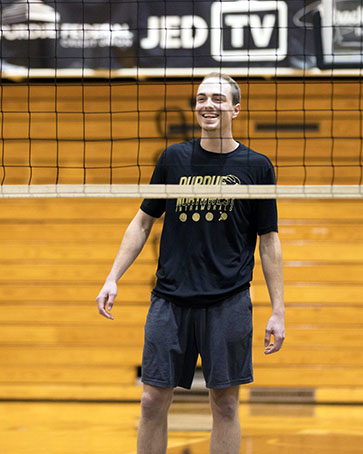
333, 5, 363, 38
2, 23, 134, 48
333, 6, 363, 26
61, 23, 133, 48
224, 13, 277, 48
182, 16, 209, 48
140, 15, 208, 49
224, 15, 249, 47
2, 23, 57, 40
211, 0, 288, 62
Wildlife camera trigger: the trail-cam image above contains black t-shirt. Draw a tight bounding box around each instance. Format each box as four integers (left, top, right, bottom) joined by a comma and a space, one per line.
140, 139, 278, 307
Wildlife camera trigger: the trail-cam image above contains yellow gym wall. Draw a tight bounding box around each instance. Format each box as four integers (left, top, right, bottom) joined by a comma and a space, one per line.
0, 79, 363, 403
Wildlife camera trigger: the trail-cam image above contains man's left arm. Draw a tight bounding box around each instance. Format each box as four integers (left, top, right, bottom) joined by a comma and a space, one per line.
259, 231, 285, 355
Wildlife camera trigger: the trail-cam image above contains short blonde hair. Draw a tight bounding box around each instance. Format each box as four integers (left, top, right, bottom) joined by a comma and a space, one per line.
201, 72, 241, 105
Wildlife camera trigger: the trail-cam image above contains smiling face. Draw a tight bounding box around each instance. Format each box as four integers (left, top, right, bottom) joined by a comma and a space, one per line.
195, 77, 240, 137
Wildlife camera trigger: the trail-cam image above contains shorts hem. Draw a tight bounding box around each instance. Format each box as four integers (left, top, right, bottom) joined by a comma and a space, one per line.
141, 377, 176, 389
206, 376, 254, 389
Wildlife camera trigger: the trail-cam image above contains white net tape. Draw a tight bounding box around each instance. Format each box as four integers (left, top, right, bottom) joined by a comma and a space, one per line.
1, 184, 363, 199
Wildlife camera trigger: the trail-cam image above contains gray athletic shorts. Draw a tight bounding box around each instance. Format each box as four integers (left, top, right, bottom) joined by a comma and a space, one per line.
141, 288, 253, 389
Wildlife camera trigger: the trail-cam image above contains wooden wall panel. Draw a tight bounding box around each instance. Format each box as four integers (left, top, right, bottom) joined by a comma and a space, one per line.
1, 80, 363, 185
1, 79, 363, 402
0, 197, 363, 401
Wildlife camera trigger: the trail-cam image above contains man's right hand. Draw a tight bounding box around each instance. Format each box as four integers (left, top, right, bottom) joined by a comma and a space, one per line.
96, 280, 118, 320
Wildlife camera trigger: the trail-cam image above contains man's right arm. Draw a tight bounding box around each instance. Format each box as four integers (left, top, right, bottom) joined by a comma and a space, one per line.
96, 209, 157, 320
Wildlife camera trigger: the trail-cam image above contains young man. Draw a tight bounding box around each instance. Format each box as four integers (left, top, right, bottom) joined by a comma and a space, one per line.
96, 73, 285, 454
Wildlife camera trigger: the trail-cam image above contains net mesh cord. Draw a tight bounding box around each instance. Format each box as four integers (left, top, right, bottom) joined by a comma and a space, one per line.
0, 0, 363, 198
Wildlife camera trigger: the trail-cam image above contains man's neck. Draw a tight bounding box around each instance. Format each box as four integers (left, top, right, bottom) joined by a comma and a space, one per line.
200, 136, 239, 154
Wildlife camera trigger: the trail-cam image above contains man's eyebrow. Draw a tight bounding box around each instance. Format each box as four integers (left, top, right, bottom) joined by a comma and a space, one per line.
197, 92, 227, 98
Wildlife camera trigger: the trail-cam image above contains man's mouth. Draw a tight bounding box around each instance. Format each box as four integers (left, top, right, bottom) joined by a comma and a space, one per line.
201, 113, 219, 118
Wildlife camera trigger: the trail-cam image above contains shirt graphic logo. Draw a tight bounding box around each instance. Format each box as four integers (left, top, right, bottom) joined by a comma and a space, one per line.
176, 174, 241, 223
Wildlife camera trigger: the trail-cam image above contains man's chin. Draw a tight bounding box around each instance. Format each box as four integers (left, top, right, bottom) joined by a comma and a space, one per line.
199, 122, 220, 132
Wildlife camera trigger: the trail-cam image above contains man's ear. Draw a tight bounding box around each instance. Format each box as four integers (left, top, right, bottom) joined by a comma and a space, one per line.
232, 103, 241, 119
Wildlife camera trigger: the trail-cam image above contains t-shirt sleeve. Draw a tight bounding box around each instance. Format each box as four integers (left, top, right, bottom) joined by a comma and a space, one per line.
140, 151, 167, 218
254, 159, 278, 235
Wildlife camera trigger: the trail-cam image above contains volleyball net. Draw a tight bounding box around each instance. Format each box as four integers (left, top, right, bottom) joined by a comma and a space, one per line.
1, 0, 363, 199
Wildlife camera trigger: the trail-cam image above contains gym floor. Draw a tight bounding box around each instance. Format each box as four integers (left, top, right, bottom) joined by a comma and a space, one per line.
1, 401, 362, 454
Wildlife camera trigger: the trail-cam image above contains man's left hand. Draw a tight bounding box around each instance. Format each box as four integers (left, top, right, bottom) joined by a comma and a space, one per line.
264, 313, 285, 354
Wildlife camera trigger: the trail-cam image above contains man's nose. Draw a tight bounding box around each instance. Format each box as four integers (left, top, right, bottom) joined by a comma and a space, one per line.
205, 97, 214, 108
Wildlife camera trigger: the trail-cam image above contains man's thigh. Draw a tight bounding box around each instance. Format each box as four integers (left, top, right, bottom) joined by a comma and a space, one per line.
197, 289, 253, 389
141, 294, 198, 389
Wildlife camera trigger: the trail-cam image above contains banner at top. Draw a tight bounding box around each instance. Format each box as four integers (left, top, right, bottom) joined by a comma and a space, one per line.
0, 0, 320, 75
318, 0, 363, 67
